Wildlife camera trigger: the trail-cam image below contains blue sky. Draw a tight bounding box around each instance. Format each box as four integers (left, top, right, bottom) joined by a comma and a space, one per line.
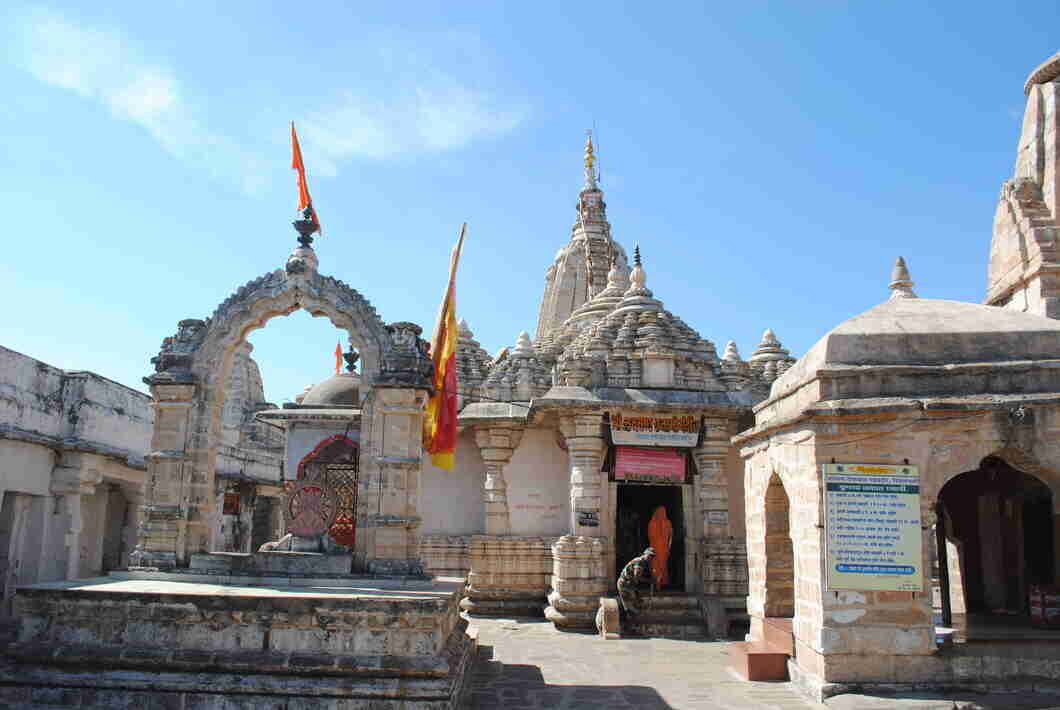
1, 2, 1055, 404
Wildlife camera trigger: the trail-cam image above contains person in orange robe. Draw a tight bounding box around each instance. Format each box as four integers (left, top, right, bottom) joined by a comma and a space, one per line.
647, 506, 673, 590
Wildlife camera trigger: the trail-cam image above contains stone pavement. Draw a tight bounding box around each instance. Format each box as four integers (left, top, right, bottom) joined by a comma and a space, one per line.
465, 616, 1060, 710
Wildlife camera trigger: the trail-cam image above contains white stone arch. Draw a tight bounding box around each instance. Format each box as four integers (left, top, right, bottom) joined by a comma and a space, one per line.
137, 258, 392, 564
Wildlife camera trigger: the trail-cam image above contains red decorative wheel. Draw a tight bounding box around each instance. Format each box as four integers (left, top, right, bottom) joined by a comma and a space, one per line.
286, 482, 338, 537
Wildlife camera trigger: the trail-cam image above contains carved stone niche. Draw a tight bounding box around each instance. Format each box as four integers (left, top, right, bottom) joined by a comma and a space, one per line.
376, 321, 434, 390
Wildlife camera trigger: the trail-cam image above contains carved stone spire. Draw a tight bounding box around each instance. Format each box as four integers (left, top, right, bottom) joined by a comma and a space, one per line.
722, 340, 742, 362
748, 328, 796, 386
606, 244, 662, 319
512, 331, 535, 358
889, 256, 917, 299
534, 134, 626, 344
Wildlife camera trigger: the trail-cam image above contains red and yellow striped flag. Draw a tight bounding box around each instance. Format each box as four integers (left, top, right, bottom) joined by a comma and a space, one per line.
423, 224, 466, 471
334, 342, 343, 375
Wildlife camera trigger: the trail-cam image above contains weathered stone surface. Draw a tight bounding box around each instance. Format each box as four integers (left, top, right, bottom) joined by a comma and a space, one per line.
3, 574, 476, 708
189, 551, 353, 574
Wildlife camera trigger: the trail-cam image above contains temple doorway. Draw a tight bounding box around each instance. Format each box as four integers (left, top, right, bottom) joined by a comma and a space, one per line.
615, 483, 684, 591
936, 456, 1055, 631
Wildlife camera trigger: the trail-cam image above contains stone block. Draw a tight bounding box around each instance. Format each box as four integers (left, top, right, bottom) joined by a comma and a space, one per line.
596, 597, 620, 639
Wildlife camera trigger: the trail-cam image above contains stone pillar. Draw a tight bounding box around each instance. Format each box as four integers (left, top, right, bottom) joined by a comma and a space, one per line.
545, 414, 608, 630
474, 424, 524, 536
362, 386, 430, 575
695, 418, 747, 630
693, 418, 733, 540
131, 381, 197, 569
559, 413, 605, 536
544, 535, 606, 629
50, 453, 102, 581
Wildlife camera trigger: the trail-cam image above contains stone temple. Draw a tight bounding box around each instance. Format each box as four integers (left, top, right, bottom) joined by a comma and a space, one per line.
1, 51, 1060, 707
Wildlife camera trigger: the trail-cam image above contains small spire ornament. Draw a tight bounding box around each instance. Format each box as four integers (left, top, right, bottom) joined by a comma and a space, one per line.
889, 256, 918, 299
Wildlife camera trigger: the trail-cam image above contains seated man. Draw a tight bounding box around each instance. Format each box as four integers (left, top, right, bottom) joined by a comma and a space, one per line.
617, 547, 655, 619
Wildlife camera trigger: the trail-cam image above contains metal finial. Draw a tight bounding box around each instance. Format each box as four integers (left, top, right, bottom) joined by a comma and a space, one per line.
634, 245, 641, 267
293, 205, 317, 248
343, 348, 360, 373
584, 130, 598, 189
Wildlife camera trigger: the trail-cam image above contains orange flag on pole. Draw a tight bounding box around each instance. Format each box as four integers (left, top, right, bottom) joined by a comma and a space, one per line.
290, 121, 321, 234
334, 342, 343, 375
423, 224, 466, 471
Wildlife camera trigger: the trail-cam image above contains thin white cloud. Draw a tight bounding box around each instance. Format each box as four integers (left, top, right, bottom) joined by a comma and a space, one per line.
10, 8, 269, 195
299, 75, 528, 167
11, 8, 527, 192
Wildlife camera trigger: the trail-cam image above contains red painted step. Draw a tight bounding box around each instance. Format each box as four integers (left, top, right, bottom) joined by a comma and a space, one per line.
729, 641, 789, 681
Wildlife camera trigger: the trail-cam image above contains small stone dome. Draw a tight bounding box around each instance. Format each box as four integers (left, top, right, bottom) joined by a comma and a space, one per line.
771, 260, 1060, 400
300, 373, 361, 406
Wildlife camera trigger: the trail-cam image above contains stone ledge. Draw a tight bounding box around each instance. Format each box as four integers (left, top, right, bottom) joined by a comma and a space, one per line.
1025, 52, 1060, 95
7, 639, 462, 678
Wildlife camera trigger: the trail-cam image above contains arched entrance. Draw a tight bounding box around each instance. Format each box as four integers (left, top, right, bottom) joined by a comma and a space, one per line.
763, 473, 795, 618
130, 247, 431, 569
937, 456, 1055, 627
295, 435, 360, 549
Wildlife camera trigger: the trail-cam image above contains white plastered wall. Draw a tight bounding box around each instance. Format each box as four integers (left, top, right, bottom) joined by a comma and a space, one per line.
505, 427, 569, 537
419, 431, 484, 535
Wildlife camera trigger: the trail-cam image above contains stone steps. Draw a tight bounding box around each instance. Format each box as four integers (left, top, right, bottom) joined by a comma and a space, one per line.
626, 614, 710, 639
730, 617, 793, 681
624, 594, 709, 639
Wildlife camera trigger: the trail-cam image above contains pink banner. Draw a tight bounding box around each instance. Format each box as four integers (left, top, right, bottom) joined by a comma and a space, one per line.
615, 446, 685, 483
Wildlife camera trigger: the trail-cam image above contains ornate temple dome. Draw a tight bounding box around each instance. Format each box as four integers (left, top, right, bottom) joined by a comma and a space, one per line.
481, 331, 551, 402
548, 248, 734, 392
299, 372, 361, 406
455, 319, 492, 408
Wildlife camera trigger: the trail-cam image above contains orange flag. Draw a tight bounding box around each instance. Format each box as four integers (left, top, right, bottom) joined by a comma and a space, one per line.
334, 342, 343, 375
423, 224, 466, 471
290, 122, 321, 234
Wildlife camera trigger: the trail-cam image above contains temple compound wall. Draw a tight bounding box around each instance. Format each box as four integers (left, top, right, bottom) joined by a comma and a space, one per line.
0, 340, 285, 618
0, 345, 149, 614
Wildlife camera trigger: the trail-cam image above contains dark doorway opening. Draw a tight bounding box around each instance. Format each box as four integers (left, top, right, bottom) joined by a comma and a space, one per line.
616, 483, 684, 591
936, 456, 1055, 636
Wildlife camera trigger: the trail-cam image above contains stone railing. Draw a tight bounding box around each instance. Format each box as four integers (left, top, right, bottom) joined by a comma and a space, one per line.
419, 535, 472, 579
460, 535, 554, 616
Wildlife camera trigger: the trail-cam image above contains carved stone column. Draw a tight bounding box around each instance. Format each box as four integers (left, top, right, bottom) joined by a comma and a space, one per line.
544, 535, 606, 629
130, 381, 197, 569
693, 418, 733, 541
694, 417, 747, 635
559, 413, 606, 535
362, 386, 430, 575
50, 452, 102, 580
474, 424, 524, 536
361, 321, 434, 576
545, 413, 607, 630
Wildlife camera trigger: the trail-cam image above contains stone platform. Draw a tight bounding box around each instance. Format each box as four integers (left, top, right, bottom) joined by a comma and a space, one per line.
0, 573, 476, 709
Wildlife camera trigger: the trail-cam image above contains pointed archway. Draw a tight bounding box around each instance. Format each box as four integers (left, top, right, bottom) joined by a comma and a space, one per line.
763, 473, 795, 618
130, 247, 401, 568
936, 456, 1054, 626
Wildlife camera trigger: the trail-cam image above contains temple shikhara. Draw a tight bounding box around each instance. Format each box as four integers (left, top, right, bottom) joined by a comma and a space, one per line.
1, 52, 1060, 708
